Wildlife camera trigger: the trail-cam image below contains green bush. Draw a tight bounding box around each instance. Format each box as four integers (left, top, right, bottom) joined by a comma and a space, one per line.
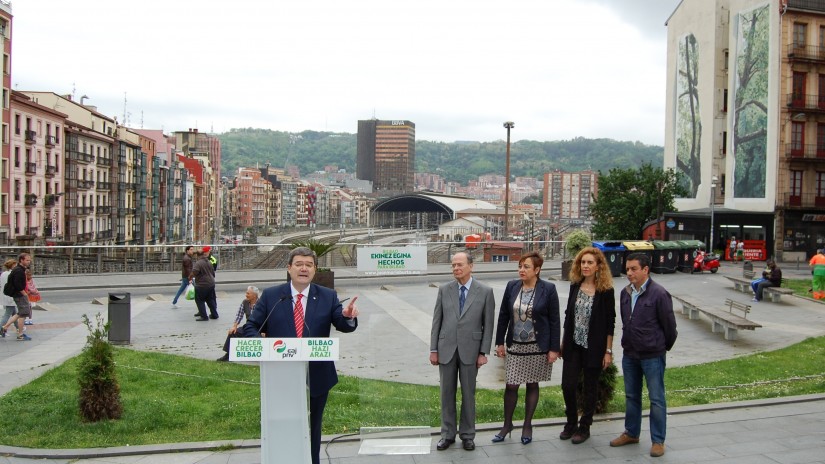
78, 313, 122, 422
565, 229, 592, 259
576, 362, 618, 414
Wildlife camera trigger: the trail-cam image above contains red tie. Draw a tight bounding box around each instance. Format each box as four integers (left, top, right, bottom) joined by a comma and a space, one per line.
294, 294, 304, 338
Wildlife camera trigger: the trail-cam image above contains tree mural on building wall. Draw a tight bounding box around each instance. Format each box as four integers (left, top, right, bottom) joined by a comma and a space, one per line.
675, 33, 701, 198
733, 4, 769, 198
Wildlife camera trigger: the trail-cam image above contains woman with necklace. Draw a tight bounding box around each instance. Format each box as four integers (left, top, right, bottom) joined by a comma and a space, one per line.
559, 247, 615, 444
492, 251, 560, 445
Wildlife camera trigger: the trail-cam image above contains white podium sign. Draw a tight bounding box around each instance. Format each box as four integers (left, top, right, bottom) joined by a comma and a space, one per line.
229, 337, 339, 464
229, 337, 340, 361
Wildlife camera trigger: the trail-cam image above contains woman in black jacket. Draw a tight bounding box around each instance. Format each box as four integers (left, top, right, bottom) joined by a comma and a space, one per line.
559, 247, 616, 444
492, 251, 560, 445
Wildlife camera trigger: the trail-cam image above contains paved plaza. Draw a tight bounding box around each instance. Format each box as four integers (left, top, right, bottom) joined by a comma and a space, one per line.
0, 259, 824, 463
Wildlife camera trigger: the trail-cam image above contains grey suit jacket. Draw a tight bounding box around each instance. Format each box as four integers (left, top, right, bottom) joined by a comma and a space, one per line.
430, 278, 496, 365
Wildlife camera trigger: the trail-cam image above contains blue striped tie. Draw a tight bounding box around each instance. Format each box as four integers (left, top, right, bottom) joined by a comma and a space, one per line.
459, 286, 467, 314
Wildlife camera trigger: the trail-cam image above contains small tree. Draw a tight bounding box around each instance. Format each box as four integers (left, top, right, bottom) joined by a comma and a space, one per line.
576, 362, 618, 414
290, 238, 337, 272
565, 229, 592, 259
78, 313, 122, 422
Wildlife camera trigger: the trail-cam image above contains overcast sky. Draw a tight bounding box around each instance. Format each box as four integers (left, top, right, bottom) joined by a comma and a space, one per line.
10, 0, 681, 145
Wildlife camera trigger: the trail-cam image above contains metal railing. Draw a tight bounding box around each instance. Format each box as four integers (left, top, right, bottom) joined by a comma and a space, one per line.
0, 230, 567, 276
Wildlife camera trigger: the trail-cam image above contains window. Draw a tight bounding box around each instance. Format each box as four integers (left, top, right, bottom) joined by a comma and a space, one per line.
13, 146, 19, 168
14, 114, 19, 135
792, 121, 805, 156
795, 22, 808, 47
818, 172, 825, 197
722, 89, 728, 113
793, 72, 806, 106
790, 170, 803, 206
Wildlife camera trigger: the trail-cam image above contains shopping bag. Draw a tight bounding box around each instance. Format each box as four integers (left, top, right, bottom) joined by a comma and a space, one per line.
185, 283, 195, 300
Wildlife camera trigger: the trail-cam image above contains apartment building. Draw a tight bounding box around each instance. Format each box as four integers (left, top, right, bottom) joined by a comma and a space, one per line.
541, 170, 598, 223
664, 0, 825, 261
0, 2, 11, 243
8, 91, 66, 242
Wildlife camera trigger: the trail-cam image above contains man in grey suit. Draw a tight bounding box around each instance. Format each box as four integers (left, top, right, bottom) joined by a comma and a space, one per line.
429, 252, 495, 451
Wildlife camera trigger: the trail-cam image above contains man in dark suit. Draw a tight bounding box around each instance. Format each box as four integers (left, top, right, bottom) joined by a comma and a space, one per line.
429, 252, 495, 451
242, 247, 358, 464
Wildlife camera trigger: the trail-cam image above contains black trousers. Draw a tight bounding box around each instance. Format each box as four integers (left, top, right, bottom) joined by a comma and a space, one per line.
309, 391, 329, 464
561, 343, 601, 426
194, 286, 218, 318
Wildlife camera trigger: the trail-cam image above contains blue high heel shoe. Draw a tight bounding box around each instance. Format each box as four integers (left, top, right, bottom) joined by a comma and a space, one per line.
491, 425, 512, 443
521, 425, 533, 445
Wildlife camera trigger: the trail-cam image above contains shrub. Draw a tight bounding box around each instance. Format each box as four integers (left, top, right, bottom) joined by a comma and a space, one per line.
576, 362, 618, 414
564, 229, 592, 259
78, 313, 122, 422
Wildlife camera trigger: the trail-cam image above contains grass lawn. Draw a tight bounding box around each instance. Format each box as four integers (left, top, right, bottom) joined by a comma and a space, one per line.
784, 277, 817, 299
0, 336, 824, 448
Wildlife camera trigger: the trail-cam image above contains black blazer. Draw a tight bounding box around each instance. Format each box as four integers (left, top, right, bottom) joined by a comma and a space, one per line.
561, 284, 616, 368
495, 278, 560, 353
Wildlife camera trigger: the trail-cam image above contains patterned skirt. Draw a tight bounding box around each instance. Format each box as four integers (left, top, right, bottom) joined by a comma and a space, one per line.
505, 341, 553, 385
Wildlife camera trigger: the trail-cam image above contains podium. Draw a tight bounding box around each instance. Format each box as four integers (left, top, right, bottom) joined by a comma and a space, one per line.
229, 337, 340, 464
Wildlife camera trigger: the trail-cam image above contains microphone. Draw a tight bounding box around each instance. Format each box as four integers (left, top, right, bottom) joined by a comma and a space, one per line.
259, 295, 292, 337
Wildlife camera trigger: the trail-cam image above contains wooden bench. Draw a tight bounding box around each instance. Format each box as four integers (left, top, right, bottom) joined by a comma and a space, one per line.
672, 295, 762, 340
726, 276, 753, 294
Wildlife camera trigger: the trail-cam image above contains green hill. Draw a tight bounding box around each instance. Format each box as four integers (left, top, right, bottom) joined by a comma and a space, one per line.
217, 128, 663, 184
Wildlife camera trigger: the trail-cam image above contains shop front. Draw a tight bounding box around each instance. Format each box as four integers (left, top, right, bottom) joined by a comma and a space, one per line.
661, 209, 774, 262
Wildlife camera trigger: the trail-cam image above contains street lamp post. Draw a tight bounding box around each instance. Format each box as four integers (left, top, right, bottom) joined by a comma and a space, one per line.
710, 176, 718, 254
503, 121, 514, 240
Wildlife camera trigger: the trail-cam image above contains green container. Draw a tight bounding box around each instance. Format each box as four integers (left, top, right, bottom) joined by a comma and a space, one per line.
651, 240, 680, 274
675, 240, 706, 272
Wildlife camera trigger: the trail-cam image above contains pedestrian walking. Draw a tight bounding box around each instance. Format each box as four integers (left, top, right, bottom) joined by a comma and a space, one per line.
0, 253, 34, 341
171, 245, 194, 309
0, 259, 17, 333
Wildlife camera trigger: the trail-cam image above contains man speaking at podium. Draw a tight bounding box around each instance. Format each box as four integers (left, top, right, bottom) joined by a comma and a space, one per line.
243, 246, 358, 464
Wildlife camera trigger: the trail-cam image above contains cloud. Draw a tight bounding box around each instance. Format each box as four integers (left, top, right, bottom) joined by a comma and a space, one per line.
10, 0, 681, 145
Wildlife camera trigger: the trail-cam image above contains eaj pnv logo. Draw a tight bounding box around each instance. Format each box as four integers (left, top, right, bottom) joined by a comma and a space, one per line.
273, 339, 287, 353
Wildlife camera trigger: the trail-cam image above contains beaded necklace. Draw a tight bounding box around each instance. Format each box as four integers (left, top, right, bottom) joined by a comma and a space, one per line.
517, 286, 536, 322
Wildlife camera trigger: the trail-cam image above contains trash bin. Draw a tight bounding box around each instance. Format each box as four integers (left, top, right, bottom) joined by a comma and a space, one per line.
622, 241, 654, 274
108, 292, 131, 345
592, 241, 626, 277
675, 240, 706, 273
651, 240, 681, 274
743, 260, 754, 278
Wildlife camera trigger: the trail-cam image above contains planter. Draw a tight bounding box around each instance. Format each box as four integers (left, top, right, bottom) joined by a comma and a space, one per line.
560, 260, 572, 281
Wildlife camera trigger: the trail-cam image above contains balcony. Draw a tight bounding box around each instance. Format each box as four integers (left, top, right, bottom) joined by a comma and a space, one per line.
45, 135, 57, 148
25, 227, 39, 237
79, 180, 95, 189
784, 144, 825, 165
786, 93, 825, 113
97, 156, 111, 167
782, 192, 825, 209
44, 194, 58, 207
25, 162, 37, 175
787, 0, 825, 14
97, 181, 112, 190
67, 150, 94, 164
97, 205, 112, 214
77, 232, 94, 243
97, 230, 113, 240
24, 194, 37, 207
45, 165, 57, 177
24, 130, 36, 144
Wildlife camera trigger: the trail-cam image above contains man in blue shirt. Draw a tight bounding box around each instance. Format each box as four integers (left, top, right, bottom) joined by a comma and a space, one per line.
610, 253, 677, 458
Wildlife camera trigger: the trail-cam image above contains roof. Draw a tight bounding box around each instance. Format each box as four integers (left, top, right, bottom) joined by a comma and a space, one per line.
373, 193, 497, 217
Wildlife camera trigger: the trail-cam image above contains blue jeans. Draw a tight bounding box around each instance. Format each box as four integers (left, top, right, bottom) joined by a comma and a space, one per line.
622, 355, 667, 444
172, 278, 189, 304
